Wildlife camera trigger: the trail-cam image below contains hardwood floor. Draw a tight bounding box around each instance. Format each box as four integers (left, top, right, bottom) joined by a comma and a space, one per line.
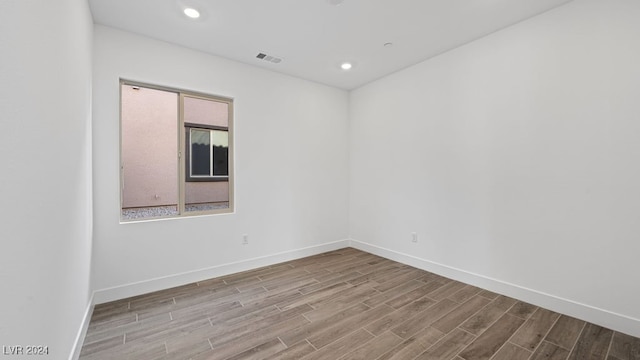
79, 248, 640, 360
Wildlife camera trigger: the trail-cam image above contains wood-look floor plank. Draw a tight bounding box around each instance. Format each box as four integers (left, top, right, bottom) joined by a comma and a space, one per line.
257, 266, 309, 282
544, 314, 585, 350
530, 340, 570, 360
508, 301, 538, 320
371, 266, 415, 286
87, 312, 137, 333
125, 296, 175, 318
264, 341, 316, 360
458, 314, 525, 360
427, 280, 468, 301
414, 328, 475, 360
163, 324, 214, 354
237, 287, 303, 309
169, 298, 243, 322
358, 258, 397, 272
78, 334, 124, 357
83, 312, 172, 345
303, 284, 379, 322
161, 338, 212, 360
164, 286, 255, 317
362, 279, 426, 308
236, 269, 315, 292
510, 308, 561, 351
391, 299, 459, 339
91, 298, 129, 316
279, 303, 370, 347
365, 297, 436, 336
220, 264, 294, 285
307, 305, 394, 349
359, 263, 408, 282
254, 275, 315, 294
373, 268, 427, 293
338, 257, 390, 274
568, 323, 614, 360
301, 255, 361, 274
328, 255, 382, 274
169, 284, 241, 305
448, 285, 484, 304
137, 282, 203, 301
491, 342, 532, 360
296, 272, 360, 295
209, 304, 313, 348
124, 316, 210, 344
225, 338, 287, 360
431, 295, 491, 334
196, 277, 225, 288
302, 329, 374, 360
278, 282, 352, 310
208, 304, 280, 332
337, 331, 404, 360
198, 315, 311, 360
459, 295, 517, 336
378, 326, 445, 360
477, 289, 499, 300
608, 331, 640, 360
347, 263, 401, 285
384, 280, 445, 309
306, 281, 376, 309
81, 340, 167, 360
421, 272, 453, 285
261, 276, 320, 294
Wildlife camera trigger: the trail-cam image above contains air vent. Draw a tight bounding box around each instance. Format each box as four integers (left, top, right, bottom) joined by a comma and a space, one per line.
256, 52, 282, 64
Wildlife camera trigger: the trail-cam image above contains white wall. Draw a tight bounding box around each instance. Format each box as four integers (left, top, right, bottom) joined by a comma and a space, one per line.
0, 0, 93, 358
349, 0, 640, 336
92, 26, 350, 298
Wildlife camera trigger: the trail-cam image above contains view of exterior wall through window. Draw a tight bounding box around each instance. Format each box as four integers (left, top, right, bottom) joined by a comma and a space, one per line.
120, 81, 233, 221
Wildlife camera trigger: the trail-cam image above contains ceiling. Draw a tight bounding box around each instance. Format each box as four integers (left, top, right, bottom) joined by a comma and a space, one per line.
89, 0, 573, 90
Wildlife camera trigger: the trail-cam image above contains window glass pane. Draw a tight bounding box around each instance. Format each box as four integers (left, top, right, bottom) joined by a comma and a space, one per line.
211, 130, 228, 148
121, 84, 179, 220
190, 129, 211, 176
212, 130, 229, 176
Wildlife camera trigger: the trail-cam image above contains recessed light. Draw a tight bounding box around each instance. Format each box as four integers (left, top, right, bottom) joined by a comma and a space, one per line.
341, 62, 352, 70
384, 42, 393, 48
183, 8, 200, 19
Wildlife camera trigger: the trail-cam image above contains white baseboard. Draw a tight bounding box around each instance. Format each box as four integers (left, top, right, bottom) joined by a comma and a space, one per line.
349, 238, 640, 338
93, 239, 350, 305
68, 293, 95, 360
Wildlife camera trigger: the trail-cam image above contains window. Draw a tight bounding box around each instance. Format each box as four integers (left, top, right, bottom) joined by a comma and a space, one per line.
186, 127, 229, 181
120, 81, 233, 221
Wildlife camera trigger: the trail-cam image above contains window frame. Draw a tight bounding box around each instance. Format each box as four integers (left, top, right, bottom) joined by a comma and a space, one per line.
119, 79, 234, 221
184, 123, 230, 182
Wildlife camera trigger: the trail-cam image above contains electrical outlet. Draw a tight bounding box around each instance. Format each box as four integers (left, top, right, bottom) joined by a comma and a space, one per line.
411, 232, 418, 243
242, 234, 249, 245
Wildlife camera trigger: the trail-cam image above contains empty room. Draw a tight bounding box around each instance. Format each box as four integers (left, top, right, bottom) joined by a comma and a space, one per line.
2, 0, 640, 359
